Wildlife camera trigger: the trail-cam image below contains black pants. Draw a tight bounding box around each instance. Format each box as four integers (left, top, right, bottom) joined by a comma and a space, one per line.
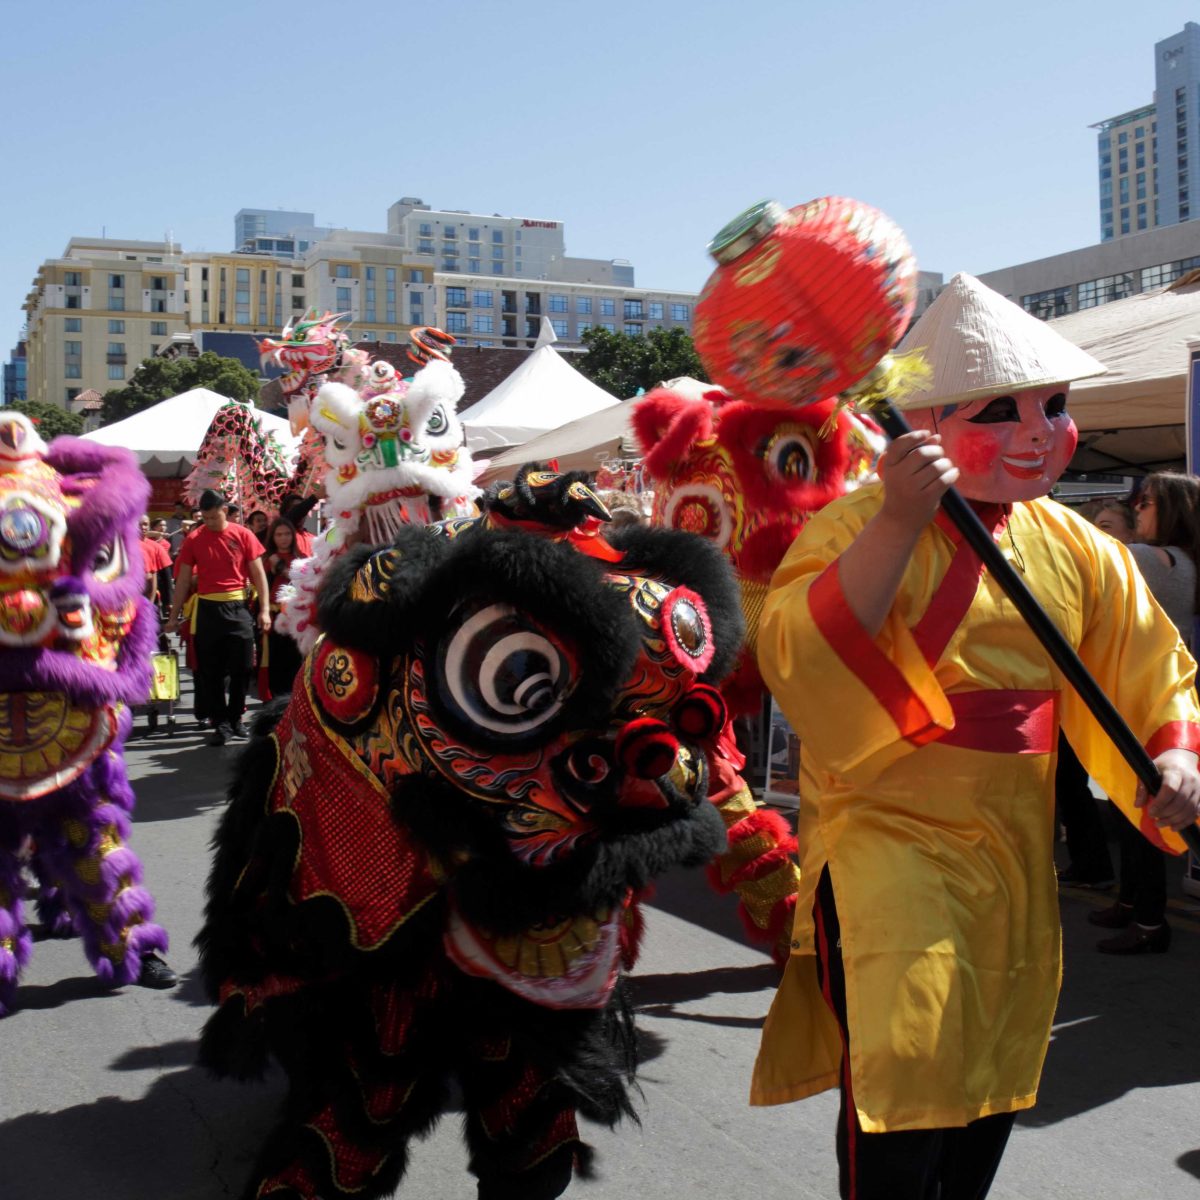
813, 870, 1017, 1200
193, 599, 254, 728
1055, 734, 1114, 881
1115, 814, 1168, 925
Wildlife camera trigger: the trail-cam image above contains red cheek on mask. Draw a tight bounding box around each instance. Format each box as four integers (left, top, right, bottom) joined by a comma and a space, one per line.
1059, 420, 1079, 464
948, 429, 1001, 476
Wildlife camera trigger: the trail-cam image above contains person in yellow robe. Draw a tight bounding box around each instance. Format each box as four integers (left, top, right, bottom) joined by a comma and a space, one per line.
752, 274, 1200, 1200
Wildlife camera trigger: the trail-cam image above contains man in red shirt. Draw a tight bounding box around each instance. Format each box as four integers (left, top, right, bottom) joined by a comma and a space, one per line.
166, 491, 270, 746
138, 515, 173, 613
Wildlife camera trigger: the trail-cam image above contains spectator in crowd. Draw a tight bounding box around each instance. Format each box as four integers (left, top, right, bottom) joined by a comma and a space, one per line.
226, 503, 242, 526
1092, 500, 1136, 543
246, 509, 269, 550
280, 490, 317, 556
165, 490, 271, 747
1089, 471, 1200, 953
259, 517, 304, 700
138, 515, 172, 608
165, 499, 189, 551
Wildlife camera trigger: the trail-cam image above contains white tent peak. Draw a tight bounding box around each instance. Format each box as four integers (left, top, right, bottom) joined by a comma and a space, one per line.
533, 315, 558, 349
83, 388, 297, 476
459, 343, 620, 452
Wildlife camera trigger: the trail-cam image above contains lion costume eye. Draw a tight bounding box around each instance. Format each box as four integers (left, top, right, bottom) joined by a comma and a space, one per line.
427, 405, 449, 438
438, 603, 575, 737
760, 426, 817, 483
91, 539, 126, 583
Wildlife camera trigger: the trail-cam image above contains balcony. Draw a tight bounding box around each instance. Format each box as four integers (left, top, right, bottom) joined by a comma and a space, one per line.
106, 354, 127, 365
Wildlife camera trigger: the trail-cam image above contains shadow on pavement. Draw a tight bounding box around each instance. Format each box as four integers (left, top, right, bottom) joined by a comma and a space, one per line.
1019, 889, 1200, 1129
13, 974, 116, 1011
0, 1065, 283, 1200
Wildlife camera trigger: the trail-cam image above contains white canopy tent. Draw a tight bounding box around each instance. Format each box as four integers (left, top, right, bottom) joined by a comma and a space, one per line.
1046, 276, 1200, 473
83, 388, 298, 476
460, 319, 622, 452
476, 377, 717, 484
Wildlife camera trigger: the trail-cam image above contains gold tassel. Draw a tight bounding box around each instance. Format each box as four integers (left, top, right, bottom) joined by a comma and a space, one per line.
820, 350, 933, 438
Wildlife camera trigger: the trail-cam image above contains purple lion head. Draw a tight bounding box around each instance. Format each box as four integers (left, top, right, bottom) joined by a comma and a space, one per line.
0, 414, 155, 800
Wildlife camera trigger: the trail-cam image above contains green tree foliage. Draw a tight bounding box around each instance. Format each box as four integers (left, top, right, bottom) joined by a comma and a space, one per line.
573, 326, 708, 398
101, 351, 262, 425
5, 398, 84, 438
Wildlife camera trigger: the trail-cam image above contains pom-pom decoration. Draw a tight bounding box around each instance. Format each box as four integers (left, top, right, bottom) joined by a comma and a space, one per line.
692, 197, 917, 407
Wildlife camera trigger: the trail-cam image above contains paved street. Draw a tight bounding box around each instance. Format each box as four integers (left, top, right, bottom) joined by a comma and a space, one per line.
3, 684, 1200, 1200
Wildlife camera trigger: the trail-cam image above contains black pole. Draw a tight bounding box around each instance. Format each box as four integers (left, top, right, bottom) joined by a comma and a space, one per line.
874, 400, 1200, 857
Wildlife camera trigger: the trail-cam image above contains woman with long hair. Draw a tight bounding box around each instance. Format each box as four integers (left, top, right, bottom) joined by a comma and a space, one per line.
1090, 471, 1200, 953
258, 518, 304, 701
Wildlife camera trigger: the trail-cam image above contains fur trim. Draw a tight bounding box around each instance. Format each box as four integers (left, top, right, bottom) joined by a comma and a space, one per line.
631, 390, 714, 480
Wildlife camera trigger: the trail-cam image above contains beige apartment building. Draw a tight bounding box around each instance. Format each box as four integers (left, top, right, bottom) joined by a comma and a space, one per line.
22, 238, 187, 409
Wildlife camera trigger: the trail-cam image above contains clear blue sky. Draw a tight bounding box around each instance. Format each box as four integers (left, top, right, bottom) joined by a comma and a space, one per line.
0, 0, 1191, 352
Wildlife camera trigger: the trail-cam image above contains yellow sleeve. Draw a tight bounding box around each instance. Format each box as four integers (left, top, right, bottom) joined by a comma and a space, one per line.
1058, 517, 1200, 855
757, 493, 954, 788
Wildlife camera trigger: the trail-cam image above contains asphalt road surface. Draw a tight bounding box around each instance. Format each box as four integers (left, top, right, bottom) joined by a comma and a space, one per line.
3, 692, 1200, 1199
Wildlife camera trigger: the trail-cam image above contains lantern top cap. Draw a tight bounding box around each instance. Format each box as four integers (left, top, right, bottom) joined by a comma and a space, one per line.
707, 200, 789, 265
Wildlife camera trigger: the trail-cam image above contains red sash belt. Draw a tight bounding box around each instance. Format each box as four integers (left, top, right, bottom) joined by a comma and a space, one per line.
938, 689, 1058, 754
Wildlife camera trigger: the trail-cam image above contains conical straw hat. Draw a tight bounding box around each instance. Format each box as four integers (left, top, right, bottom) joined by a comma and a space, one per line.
894, 273, 1106, 410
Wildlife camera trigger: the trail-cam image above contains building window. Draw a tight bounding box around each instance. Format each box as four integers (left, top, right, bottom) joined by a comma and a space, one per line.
65, 295, 80, 309
443, 227, 457, 240
491, 262, 504, 275
64, 318, 82, 333
64, 271, 82, 286
549, 294, 568, 312
292, 273, 304, 288
526, 293, 541, 314
492, 245, 504, 260
65, 388, 81, 404
108, 296, 125, 311
1021, 288, 1071, 319
236, 268, 249, 284
107, 341, 125, 357
109, 274, 124, 289
335, 264, 351, 279
151, 321, 167, 336
336, 286, 352, 309
65, 364, 82, 379
410, 291, 423, 307
624, 299, 643, 319
649, 301, 664, 319
670, 303, 690, 321
1118, 131, 1128, 144
577, 321, 592, 337
292, 296, 306, 309
577, 296, 592, 315
492, 230, 504, 243
1077, 273, 1134, 309
108, 364, 125, 380
551, 319, 568, 336
386, 332, 397, 343
418, 240, 434, 254
600, 299, 615, 316
236, 308, 251, 324
473, 289, 493, 308
365, 267, 375, 281
446, 312, 468, 333
624, 322, 643, 336
407, 270, 420, 283
151, 299, 167, 313
446, 287, 467, 307
474, 314, 494, 333
64, 340, 81, 357
361, 331, 375, 341
442, 260, 459, 272
419, 223, 433, 237
469, 259, 481, 273
150, 275, 167, 290
526, 317, 540, 339
1140, 255, 1200, 290
600, 322, 616, 333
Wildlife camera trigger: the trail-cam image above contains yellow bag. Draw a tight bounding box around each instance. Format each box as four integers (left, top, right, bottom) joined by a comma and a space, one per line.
149, 652, 179, 702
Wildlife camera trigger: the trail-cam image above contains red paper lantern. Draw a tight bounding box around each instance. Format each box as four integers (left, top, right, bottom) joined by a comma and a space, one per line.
693, 197, 917, 406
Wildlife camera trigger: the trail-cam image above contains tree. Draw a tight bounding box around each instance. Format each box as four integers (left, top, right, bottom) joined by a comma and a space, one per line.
101, 351, 262, 425
573, 326, 708, 399
6, 398, 84, 438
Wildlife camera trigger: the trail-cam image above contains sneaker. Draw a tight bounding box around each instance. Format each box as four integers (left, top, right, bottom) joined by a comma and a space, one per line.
1087, 901, 1134, 929
229, 721, 249, 739
208, 723, 232, 747
1057, 865, 1116, 890
1097, 922, 1171, 955
136, 952, 179, 989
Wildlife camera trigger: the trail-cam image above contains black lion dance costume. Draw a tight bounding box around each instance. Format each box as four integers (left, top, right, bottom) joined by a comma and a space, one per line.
198, 467, 743, 1200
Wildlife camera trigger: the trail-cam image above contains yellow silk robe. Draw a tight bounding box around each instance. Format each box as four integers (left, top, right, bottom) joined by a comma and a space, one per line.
751, 485, 1200, 1132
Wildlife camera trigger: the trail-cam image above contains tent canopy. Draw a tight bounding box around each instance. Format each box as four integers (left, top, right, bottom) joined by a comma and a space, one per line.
1047, 276, 1200, 473
460, 319, 621, 452
476, 377, 717, 484
83, 388, 297, 476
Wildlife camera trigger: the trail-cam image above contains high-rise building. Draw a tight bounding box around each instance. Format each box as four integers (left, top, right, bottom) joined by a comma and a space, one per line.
1092, 22, 1200, 241
22, 238, 187, 407
3, 341, 27, 405
234, 208, 333, 257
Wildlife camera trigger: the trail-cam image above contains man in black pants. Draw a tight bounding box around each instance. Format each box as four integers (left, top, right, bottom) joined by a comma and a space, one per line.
166, 491, 270, 746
